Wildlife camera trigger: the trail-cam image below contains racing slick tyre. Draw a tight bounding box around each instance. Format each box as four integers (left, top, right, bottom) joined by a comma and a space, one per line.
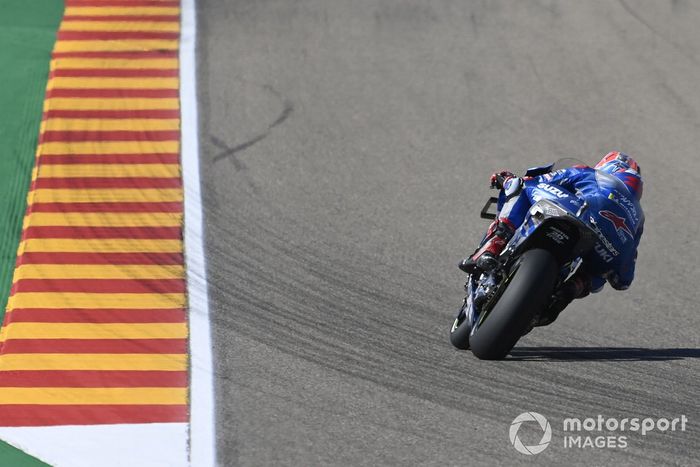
470, 248, 558, 360
449, 299, 472, 350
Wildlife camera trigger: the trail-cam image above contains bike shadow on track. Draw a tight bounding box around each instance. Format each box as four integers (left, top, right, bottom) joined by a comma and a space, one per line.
507, 347, 700, 361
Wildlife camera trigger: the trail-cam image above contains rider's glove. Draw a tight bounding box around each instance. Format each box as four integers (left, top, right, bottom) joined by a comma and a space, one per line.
490, 170, 516, 190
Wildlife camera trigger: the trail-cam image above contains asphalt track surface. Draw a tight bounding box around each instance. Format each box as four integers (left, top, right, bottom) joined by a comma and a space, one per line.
196, 1, 699, 465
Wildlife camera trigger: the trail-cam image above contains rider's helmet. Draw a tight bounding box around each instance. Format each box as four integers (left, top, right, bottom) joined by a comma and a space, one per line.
594, 151, 643, 200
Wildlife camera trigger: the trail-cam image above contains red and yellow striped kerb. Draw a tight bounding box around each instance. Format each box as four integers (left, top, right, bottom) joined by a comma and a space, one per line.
0, 0, 187, 426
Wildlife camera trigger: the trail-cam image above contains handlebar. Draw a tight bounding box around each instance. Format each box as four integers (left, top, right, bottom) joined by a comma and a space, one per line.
493, 174, 507, 189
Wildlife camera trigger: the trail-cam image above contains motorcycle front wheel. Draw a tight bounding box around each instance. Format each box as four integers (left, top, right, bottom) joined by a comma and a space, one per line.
449, 298, 472, 350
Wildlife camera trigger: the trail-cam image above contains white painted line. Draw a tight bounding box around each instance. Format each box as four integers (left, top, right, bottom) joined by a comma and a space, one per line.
180, 0, 217, 466
0, 424, 188, 467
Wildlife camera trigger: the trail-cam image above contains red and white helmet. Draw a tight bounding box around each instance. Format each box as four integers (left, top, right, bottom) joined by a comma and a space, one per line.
595, 151, 643, 200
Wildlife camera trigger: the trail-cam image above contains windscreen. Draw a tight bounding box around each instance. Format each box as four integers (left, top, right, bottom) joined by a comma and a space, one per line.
551, 157, 587, 171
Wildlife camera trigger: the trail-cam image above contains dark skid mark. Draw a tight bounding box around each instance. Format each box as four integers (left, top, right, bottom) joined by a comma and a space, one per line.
527, 56, 544, 88
618, 0, 700, 67
209, 135, 262, 195
269, 101, 294, 129
211, 135, 247, 171
532, 0, 561, 19
213, 85, 294, 164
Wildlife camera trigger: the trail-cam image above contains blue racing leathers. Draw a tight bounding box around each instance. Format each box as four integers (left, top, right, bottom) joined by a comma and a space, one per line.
495, 165, 644, 292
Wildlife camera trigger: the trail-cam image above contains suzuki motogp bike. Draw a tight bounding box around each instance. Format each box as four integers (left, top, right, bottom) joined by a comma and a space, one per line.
450, 159, 598, 360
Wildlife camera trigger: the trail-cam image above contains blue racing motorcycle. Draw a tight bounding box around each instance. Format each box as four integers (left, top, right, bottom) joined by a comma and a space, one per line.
449, 159, 598, 359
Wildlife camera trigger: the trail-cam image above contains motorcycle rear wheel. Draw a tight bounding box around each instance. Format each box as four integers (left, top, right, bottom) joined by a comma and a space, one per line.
470, 248, 558, 360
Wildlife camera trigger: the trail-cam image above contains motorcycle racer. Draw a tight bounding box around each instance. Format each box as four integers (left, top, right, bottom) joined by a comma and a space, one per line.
458, 152, 644, 323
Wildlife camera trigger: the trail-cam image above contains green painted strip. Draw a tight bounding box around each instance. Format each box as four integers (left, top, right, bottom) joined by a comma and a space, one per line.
0, 1, 63, 466
0, 0, 63, 319
0, 440, 50, 467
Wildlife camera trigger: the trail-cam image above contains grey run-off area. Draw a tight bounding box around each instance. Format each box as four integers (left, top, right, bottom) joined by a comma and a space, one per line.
196, 0, 699, 465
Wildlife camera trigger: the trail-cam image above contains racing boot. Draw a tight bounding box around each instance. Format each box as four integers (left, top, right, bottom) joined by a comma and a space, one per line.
458, 220, 515, 274
535, 272, 591, 326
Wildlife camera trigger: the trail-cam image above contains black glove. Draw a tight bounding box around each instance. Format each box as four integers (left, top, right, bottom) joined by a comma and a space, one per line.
490, 170, 516, 190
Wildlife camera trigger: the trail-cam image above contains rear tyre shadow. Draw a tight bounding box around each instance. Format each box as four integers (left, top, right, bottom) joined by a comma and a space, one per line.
507, 347, 700, 361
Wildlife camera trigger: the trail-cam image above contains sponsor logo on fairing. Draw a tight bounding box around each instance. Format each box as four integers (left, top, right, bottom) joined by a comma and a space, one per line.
546, 227, 569, 245
600, 210, 633, 238
594, 243, 614, 263
537, 183, 569, 199
608, 193, 640, 223
589, 217, 619, 257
